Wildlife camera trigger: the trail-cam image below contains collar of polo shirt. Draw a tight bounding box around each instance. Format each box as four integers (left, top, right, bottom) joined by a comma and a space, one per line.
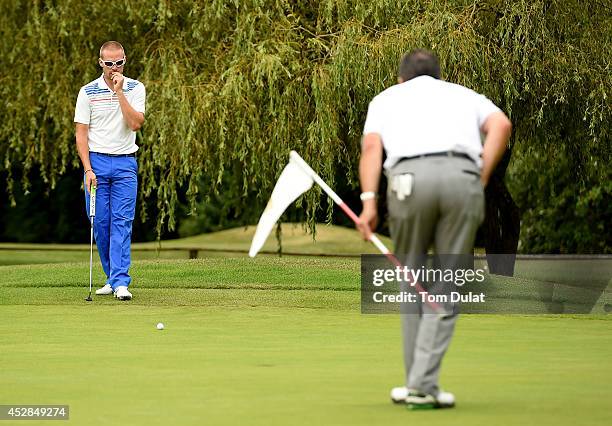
98, 74, 128, 93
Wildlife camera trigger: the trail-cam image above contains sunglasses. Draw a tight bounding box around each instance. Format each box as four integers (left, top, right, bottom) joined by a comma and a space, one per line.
99, 58, 126, 68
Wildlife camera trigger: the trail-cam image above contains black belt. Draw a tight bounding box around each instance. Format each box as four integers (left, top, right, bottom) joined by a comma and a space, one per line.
91, 152, 136, 157
397, 151, 473, 163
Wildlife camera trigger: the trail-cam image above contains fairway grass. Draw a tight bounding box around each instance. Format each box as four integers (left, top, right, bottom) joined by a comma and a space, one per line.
0, 223, 392, 265
1, 257, 611, 425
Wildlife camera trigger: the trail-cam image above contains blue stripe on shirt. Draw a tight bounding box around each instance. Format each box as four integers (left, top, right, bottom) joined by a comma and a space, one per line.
84, 80, 139, 96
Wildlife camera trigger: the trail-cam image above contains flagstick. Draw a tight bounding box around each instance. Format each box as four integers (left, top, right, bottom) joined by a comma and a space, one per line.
289, 151, 443, 314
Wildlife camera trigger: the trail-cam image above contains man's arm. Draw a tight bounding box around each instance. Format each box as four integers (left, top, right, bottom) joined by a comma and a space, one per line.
75, 123, 96, 191
111, 74, 145, 131
480, 111, 512, 187
357, 133, 384, 240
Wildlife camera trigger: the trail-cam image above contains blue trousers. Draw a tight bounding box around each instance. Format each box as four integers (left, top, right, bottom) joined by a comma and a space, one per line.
84, 153, 138, 290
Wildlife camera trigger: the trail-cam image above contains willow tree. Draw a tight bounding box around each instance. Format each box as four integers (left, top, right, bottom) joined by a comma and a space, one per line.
1, 0, 610, 253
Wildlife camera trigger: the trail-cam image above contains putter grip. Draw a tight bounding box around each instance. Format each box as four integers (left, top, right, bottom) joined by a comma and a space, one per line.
89, 186, 96, 218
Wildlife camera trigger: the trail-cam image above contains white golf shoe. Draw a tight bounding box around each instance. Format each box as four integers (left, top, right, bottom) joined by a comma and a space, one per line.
435, 391, 456, 408
115, 286, 132, 301
95, 284, 113, 295
390, 386, 412, 403
390, 386, 455, 409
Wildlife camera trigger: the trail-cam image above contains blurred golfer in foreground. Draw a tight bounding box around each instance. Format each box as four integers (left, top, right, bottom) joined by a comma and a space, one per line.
357, 49, 511, 408
74, 41, 146, 301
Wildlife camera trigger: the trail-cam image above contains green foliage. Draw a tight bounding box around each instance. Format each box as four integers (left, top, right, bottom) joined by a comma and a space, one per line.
508, 148, 612, 253
1, 0, 610, 251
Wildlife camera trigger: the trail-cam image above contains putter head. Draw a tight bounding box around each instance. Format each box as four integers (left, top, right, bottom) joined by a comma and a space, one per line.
85, 296, 93, 302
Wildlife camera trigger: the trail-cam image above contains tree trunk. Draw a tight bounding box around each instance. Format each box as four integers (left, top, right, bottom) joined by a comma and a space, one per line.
484, 150, 521, 276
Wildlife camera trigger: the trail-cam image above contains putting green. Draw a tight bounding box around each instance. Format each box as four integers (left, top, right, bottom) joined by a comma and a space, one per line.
1, 258, 610, 425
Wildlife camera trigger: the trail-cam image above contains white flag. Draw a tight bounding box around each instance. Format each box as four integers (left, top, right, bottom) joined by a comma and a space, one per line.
249, 160, 314, 257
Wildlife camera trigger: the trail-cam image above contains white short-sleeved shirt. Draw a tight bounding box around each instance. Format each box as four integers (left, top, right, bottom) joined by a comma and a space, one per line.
74, 74, 146, 155
363, 76, 501, 169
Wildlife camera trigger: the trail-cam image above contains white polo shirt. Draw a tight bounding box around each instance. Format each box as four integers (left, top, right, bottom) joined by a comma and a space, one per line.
74, 74, 146, 155
363, 76, 501, 169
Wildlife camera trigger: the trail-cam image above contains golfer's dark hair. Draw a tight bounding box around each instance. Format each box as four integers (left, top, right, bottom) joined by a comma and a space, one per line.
398, 49, 441, 81
99, 41, 125, 58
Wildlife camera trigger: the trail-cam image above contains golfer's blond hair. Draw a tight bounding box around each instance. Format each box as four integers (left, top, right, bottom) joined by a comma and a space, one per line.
99, 41, 125, 59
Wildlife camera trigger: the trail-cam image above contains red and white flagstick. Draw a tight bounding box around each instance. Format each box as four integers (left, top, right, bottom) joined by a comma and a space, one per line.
289, 151, 442, 314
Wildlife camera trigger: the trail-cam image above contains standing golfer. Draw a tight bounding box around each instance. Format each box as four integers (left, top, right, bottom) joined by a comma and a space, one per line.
74, 41, 146, 301
357, 49, 511, 408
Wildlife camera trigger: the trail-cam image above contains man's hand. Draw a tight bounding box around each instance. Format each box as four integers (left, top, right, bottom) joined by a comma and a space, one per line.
85, 170, 97, 193
358, 133, 383, 240
481, 111, 511, 187
111, 72, 124, 93
112, 74, 145, 131
357, 200, 378, 241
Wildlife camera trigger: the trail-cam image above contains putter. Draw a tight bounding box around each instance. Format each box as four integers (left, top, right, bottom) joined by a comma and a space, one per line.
85, 185, 96, 302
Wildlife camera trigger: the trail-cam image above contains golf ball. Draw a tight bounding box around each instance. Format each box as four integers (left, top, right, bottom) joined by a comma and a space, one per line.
156, 322, 164, 330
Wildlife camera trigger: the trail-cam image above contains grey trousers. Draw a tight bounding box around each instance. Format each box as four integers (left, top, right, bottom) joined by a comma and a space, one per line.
387, 155, 485, 396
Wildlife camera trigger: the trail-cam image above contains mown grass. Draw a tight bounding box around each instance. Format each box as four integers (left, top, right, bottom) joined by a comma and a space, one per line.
1, 256, 610, 425
0, 223, 391, 266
